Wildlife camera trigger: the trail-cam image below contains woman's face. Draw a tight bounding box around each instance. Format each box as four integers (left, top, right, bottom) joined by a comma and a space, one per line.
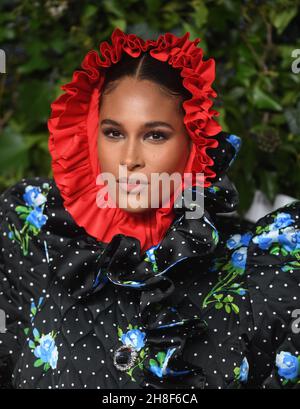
97, 76, 192, 213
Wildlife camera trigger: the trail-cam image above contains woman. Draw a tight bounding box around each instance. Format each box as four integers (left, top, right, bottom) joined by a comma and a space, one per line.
0, 28, 300, 389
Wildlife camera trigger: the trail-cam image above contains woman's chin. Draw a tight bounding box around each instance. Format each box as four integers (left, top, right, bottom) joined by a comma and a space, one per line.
121, 206, 152, 214
116, 197, 157, 214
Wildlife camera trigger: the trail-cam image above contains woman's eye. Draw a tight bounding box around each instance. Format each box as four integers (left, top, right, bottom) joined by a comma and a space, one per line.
103, 129, 122, 139
102, 129, 168, 141
146, 132, 167, 141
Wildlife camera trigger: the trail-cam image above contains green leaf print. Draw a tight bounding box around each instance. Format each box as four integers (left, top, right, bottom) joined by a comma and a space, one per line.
44, 363, 50, 372
225, 304, 231, 314
8, 184, 50, 256
231, 303, 240, 314
270, 246, 280, 255
234, 367, 240, 377
157, 352, 166, 366
212, 229, 219, 245
31, 306, 37, 316
126, 367, 136, 382
15, 205, 31, 215
117, 326, 123, 339
223, 295, 233, 303
149, 358, 158, 367
34, 359, 44, 368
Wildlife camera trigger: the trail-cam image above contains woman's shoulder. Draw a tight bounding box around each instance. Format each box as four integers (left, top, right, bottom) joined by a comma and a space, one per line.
243, 200, 300, 321
209, 202, 300, 387
245, 200, 300, 297
0, 177, 58, 387
0, 176, 61, 230
0, 176, 86, 253
0, 175, 91, 307
243, 200, 300, 387
0, 177, 54, 253
0, 176, 90, 332
0, 176, 53, 212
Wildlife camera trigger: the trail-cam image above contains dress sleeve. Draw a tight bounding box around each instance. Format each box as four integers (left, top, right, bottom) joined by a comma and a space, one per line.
0, 184, 28, 388
245, 200, 300, 388
0, 177, 54, 388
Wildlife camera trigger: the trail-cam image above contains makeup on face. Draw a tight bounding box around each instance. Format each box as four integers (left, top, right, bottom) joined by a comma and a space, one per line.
98, 77, 192, 212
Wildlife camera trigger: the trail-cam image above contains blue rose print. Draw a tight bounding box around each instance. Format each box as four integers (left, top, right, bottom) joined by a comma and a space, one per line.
23, 185, 47, 208
241, 233, 253, 246
8, 183, 50, 256
144, 243, 160, 273
226, 134, 242, 153
270, 212, 294, 230
231, 247, 247, 270
24, 297, 59, 373
252, 210, 300, 259
26, 207, 48, 229
33, 333, 58, 370
226, 233, 253, 250
116, 324, 149, 382
253, 234, 273, 250
121, 329, 146, 351
252, 230, 279, 250
276, 351, 299, 381
233, 357, 249, 384
227, 234, 242, 250
226, 134, 242, 166
146, 246, 158, 264
278, 228, 300, 253
202, 245, 248, 313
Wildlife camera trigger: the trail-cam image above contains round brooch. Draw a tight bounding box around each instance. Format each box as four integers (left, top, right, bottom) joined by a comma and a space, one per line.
113, 345, 138, 371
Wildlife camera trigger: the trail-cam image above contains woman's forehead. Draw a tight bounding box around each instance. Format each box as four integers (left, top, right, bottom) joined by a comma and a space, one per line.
99, 78, 183, 123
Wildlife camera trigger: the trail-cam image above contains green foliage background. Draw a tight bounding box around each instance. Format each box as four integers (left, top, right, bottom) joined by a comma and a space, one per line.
0, 0, 300, 214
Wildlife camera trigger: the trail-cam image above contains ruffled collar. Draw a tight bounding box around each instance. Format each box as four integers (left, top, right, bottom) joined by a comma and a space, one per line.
46, 131, 241, 388
47, 27, 222, 254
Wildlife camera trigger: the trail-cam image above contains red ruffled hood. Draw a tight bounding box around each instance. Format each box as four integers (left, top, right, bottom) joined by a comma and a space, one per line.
47, 27, 222, 254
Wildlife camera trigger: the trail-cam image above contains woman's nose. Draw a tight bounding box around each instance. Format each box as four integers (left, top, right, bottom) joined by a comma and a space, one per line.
120, 139, 144, 171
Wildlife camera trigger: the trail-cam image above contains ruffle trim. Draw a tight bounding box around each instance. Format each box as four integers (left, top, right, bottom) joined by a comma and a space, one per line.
47, 27, 222, 253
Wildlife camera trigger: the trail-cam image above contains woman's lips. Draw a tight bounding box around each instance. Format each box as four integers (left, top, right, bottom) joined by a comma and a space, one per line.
118, 181, 148, 193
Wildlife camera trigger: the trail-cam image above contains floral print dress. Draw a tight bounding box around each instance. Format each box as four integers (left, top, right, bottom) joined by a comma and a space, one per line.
0, 133, 300, 389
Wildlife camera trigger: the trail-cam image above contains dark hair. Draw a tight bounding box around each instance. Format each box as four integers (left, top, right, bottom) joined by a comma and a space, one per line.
99, 52, 192, 114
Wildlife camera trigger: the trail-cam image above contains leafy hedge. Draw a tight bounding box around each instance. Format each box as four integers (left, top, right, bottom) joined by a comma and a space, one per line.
0, 0, 299, 213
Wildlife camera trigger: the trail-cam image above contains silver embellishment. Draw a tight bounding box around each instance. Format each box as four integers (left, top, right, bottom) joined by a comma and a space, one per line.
113, 345, 138, 371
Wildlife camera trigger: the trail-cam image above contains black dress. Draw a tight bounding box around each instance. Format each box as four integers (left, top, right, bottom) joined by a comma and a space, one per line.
1, 133, 300, 389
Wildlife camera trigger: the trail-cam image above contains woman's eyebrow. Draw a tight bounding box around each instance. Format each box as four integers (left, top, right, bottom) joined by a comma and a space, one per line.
100, 119, 121, 127
144, 121, 175, 130
100, 119, 174, 130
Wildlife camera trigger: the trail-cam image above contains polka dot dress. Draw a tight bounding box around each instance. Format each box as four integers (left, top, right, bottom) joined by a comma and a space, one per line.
1, 136, 300, 389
